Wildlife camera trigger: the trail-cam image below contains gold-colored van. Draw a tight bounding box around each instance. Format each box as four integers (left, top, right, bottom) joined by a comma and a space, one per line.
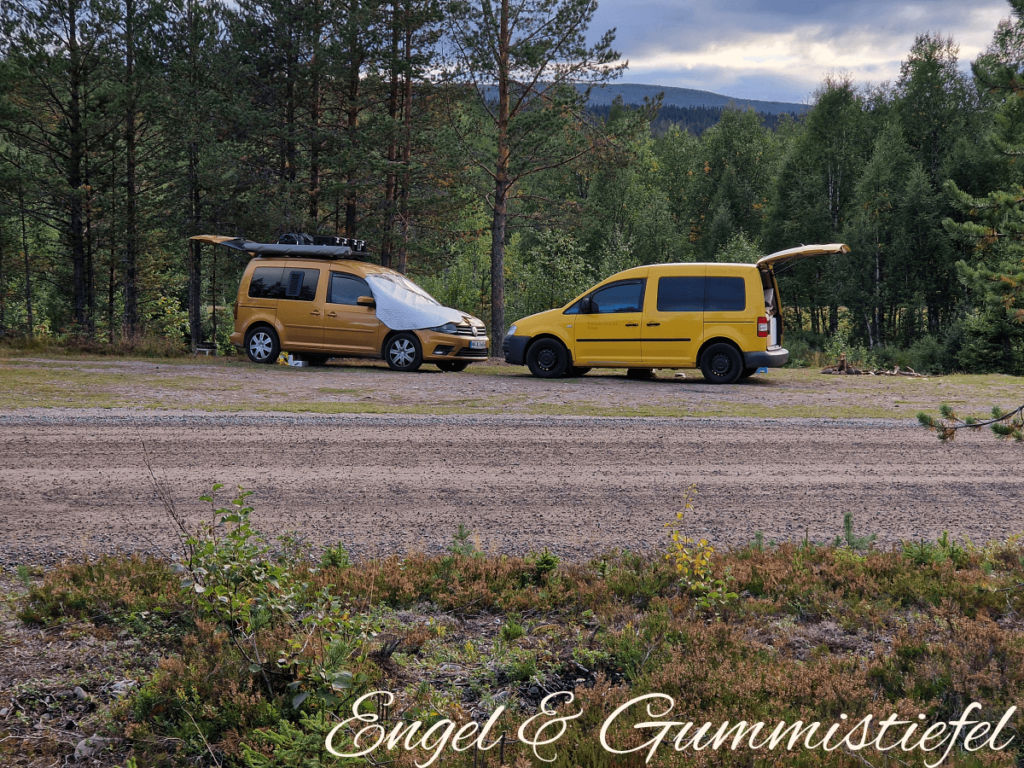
502, 244, 849, 384
194, 235, 489, 372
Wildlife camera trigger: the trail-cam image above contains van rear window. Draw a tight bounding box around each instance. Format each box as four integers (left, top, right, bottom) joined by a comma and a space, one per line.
249, 267, 320, 301
656, 276, 747, 312
704, 277, 746, 312
657, 277, 704, 312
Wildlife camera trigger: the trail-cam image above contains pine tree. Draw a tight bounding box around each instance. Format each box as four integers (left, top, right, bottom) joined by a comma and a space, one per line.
443, 0, 624, 349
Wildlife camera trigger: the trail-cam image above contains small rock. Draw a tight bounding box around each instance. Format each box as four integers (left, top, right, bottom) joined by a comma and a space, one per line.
74, 735, 112, 762
0, 708, 8, 717
73, 687, 88, 701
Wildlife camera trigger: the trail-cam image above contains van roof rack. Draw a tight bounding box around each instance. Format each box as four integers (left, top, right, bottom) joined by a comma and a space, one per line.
189, 234, 371, 260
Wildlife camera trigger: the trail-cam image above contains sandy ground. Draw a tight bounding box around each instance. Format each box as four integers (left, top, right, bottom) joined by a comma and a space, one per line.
1, 410, 1021, 565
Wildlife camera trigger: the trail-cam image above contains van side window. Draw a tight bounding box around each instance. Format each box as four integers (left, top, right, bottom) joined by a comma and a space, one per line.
704, 277, 746, 311
657, 276, 704, 312
282, 268, 320, 301
248, 267, 285, 299
590, 280, 645, 313
329, 273, 371, 305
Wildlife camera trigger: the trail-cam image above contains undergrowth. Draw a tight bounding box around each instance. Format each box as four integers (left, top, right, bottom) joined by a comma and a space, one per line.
13, 497, 1024, 767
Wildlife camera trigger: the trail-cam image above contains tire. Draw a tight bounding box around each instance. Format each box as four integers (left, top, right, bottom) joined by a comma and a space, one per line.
566, 366, 591, 377
436, 361, 469, 372
739, 366, 758, 380
384, 332, 423, 372
245, 326, 280, 364
526, 338, 570, 378
700, 343, 743, 384
626, 368, 655, 380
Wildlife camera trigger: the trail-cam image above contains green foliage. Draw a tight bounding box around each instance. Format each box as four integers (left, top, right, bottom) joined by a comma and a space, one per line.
663, 484, 738, 614
446, 523, 477, 556
320, 542, 351, 570
833, 511, 878, 551
499, 615, 525, 642
242, 711, 360, 768
525, 547, 560, 584
918, 401, 1024, 442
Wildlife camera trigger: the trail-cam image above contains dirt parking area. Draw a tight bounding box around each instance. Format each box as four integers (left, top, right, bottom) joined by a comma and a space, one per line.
1, 408, 1021, 565
1, 354, 1023, 419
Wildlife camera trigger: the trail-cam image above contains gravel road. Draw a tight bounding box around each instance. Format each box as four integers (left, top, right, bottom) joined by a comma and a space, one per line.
1, 410, 1021, 566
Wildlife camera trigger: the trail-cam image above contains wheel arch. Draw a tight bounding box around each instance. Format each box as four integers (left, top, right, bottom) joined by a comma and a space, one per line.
696, 335, 743, 364
524, 333, 573, 361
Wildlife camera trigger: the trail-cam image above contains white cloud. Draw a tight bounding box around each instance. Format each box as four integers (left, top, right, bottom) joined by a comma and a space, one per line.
590, 0, 1012, 102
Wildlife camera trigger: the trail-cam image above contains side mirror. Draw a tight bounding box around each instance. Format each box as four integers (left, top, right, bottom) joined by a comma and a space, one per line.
357, 296, 376, 307
580, 296, 592, 314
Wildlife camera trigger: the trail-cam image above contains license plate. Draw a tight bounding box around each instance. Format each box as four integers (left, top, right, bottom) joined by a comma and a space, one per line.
469, 339, 486, 349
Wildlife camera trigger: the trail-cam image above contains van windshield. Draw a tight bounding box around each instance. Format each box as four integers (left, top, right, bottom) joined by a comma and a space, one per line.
368, 273, 441, 306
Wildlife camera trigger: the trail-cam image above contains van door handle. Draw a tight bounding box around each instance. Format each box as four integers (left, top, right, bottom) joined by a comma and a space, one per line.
646, 322, 660, 327
625, 323, 639, 327
326, 311, 337, 318
310, 310, 321, 316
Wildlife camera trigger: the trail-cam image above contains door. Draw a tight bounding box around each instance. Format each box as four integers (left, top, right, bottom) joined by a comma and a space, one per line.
323, 272, 382, 355
274, 267, 325, 349
642, 268, 706, 366
574, 278, 646, 365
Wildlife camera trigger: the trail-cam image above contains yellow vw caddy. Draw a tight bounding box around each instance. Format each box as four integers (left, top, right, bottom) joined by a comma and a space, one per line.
193, 235, 489, 372
502, 244, 849, 384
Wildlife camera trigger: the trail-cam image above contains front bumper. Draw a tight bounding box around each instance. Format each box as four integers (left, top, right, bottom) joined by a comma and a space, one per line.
503, 335, 528, 366
417, 329, 490, 360
744, 347, 789, 368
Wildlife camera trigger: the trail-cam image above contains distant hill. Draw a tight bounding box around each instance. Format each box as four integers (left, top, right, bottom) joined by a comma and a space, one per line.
579, 83, 808, 115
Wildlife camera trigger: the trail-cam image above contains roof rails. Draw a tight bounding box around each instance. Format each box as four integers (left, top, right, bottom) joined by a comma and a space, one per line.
189, 234, 371, 260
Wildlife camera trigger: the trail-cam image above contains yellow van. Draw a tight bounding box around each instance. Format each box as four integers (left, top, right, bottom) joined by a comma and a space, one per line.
502, 244, 849, 384
193, 235, 488, 371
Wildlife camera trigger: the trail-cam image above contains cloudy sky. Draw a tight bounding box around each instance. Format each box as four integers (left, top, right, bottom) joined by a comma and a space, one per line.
588, 0, 1012, 104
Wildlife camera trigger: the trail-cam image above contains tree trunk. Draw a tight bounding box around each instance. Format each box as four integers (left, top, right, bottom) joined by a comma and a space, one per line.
397, 20, 413, 275
489, 0, 511, 351
20, 198, 34, 335
188, 142, 203, 348
122, 0, 140, 335
0, 228, 5, 336
67, 1, 88, 330
380, 4, 401, 269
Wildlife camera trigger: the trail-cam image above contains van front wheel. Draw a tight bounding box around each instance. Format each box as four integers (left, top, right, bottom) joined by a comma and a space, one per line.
526, 339, 570, 378
700, 343, 743, 384
385, 333, 423, 372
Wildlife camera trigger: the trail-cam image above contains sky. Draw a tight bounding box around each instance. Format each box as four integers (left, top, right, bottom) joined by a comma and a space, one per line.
588, 0, 1012, 105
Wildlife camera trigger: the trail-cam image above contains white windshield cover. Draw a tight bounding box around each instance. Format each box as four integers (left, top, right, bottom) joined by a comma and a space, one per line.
365, 273, 465, 330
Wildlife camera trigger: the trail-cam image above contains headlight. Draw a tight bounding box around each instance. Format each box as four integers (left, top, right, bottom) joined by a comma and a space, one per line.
430, 323, 459, 335
507, 324, 518, 336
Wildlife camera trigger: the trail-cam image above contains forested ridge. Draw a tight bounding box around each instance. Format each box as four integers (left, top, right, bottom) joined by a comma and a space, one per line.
2, 0, 1024, 375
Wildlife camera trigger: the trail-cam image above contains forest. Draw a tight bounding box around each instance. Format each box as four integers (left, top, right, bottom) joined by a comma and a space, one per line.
2, 0, 1024, 375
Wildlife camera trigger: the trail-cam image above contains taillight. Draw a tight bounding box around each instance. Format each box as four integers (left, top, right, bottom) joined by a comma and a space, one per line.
757, 317, 769, 337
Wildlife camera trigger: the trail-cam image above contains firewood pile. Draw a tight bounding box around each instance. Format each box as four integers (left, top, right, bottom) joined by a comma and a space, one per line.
820, 353, 928, 377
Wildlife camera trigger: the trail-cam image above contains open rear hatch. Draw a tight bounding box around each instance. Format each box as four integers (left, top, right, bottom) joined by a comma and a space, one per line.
757, 243, 851, 349
756, 243, 850, 269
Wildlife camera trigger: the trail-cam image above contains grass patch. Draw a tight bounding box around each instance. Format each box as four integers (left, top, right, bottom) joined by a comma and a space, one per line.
1, 355, 1020, 420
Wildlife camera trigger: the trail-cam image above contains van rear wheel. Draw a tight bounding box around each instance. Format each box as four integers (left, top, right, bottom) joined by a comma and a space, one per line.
245, 326, 280, 364
700, 343, 743, 384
